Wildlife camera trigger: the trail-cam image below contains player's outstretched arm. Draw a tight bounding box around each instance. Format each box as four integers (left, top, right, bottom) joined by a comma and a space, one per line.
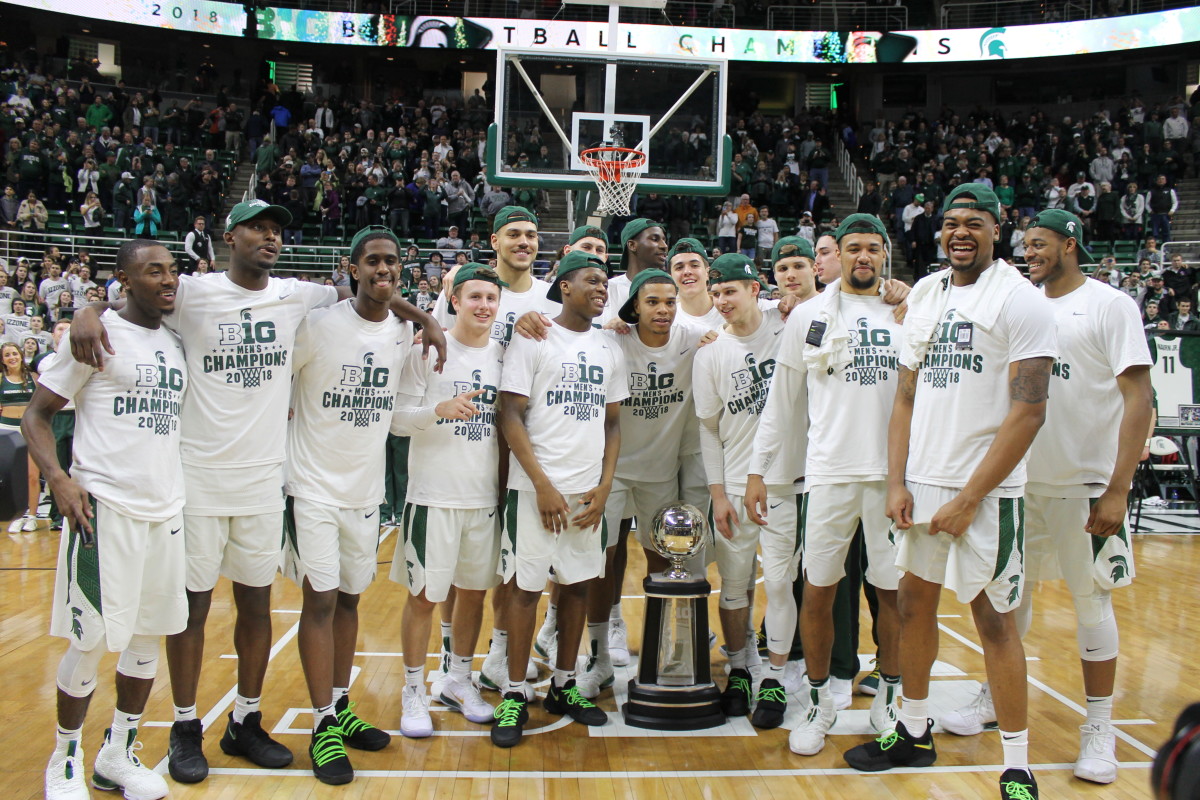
930, 357, 1052, 538
498, 390, 569, 534
513, 310, 554, 342
574, 402, 621, 531
886, 366, 917, 530
386, 293, 448, 372
68, 301, 122, 368
1088, 365, 1153, 537
22, 386, 93, 539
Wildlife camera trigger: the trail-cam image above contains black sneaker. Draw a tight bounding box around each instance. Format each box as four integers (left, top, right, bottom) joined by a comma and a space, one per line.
219, 711, 294, 768
168, 719, 208, 783
720, 668, 753, 717
999, 768, 1039, 799
309, 716, 353, 786
491, 692, 529, 748
750, 678, 787, 729
844, 718, 937, 772
543, 678, 607, 726
335, 695, 390, 751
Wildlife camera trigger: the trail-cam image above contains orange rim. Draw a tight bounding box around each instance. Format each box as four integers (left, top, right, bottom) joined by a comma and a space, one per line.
580, 147, 646, 182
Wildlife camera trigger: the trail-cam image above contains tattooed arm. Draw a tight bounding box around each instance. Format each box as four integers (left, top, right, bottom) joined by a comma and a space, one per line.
929, 357, 1052, 537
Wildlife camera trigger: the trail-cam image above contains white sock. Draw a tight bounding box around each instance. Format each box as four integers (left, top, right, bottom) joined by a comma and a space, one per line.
609, 602, 623, 623
729, 641, 748, 669
543, 603, 558, 628
766, 661, 785, 680
587, 621, 610, 661
56, 725, 82, 749
489, 629, 507, 657
173, 704, 197, 723
1086, 695, 1114, 726
111, 708, 141, 745
450, 654, 472, 682
439, 621, 453, 653
899, 696, 930, 737
232, 695, 260, 724
552, 667, 574, 687
1000, 728, 1030, 773
333, 686, 349, 704
313, 702, 336, 730
807, 675, 832, 708
404, 666, 424, 689
505, 679, 525, 696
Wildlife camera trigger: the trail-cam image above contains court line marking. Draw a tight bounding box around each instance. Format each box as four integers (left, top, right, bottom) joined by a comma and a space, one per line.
936, 622, 1157, 759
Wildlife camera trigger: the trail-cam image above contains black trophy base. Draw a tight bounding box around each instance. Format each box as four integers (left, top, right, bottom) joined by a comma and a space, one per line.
621, 679, 725, 731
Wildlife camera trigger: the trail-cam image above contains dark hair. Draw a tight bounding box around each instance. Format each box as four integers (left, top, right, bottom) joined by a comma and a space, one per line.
349, 230, 401, 264
115, 239, 162, 276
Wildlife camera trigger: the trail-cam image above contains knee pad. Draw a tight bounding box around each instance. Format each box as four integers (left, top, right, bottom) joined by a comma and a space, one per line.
116, 634, 160, 680
763, 579, 798, 656
718, 577, 751, 610
56, 643, 106, 698
1074, 590, 1118, 661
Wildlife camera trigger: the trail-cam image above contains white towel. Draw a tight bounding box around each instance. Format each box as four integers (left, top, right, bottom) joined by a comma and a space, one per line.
801, 278, 853, 375
900, 260, 1028, 370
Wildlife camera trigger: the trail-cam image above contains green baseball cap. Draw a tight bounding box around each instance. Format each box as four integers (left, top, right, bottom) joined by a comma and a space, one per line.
1029, 208, 1095, 264
225, 198, 291, 229
943, 183, 1002, 223
707, 253, 759, 286
620, 217, 662, 249
833, 213, 890, 244
617, 269, 676, 325
771, 236, 815, 263
569, 225, 608, 247
547, 250, 607, 303
492, 205, 538, 233
348, 225, 400, 260
668, 237, 708, 264
447, 265, 509, 315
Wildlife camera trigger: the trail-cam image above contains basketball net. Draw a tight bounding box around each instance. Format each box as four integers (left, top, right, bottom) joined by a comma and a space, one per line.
581, 146, 646, 217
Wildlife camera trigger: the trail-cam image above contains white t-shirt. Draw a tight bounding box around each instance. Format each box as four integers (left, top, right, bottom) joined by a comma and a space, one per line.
501, 324, 629, 495
431, 278, 562, 347
608, 322, 706, 483
39, 276, 70, 308
907, 279, 1057, 496
165, 272, 337, 468
678, 296, 778, 330
0, 286, 15, 315
3, 312, 30, 337
38, 312, 187, 521
285, 301, 412, 509
598, 273, 631, 326
69, 276, 98, 308
396, 335, 503, 509
1027, 280, 1151, 495
693, 308, 789, 493
756, 218, 780, 250
786, 293, 902, 485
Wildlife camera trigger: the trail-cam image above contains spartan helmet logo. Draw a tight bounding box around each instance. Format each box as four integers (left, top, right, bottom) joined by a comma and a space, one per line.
1066, 221, 1077, 233
980, 27, 1006, 59
240, 308, 253, 322
744, 353, 758, 368
471, 369, 482, 383
363, 351, 375, 367
578, 352, 588, 365
156, 351, 167, 366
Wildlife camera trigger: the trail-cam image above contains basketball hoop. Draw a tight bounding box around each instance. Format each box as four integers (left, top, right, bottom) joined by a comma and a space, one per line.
580, 146, 647, 217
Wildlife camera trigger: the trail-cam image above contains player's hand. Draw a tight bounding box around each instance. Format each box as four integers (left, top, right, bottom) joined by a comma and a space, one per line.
535, 483, 571, 534
777, 292, 801, 321
698, 330, 719, 347
711, 495, 738, 540
603, 318, 630, 334
49, 474, 94, 544
882, 278, 911, 318
514, 311, 553, 341
420, 321, 448, 373
572, 484, 610, 531
68, 305, 114, 369
928, 493, 980, 538
886, 483, 915, 530
743, 474, 768, 526
1086, 489, 1127, 537
435, 388, 486, 421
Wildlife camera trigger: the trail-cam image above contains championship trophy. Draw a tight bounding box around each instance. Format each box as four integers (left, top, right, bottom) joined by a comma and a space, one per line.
622, 504, 724, 730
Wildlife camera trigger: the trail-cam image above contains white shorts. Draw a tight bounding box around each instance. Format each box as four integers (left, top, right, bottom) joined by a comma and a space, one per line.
183, 462, 284, 516
802, 481, 900, 591
501, 489, 607, 591
714, 491, 801, 602
1024, 492, 1135, 593
678, 452, 710, 511
607, 476, 681, 552
51, 499, 186, 652
895, 482, 1025, 613
283, 497, 380, 595
185, 511, 284, 592
390, 504, 501, 602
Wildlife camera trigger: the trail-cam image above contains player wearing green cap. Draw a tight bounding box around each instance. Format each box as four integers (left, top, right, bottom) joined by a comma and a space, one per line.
599, 218, 668, 326
283, 226, 411, 784
939, 208, 1151, 787
565, 225, 610, 261
846, 184, 1056, 800
66, 204, 446, 784
669, 238, 779, 329
693, 254, 800, 725
750, 214, 905, 756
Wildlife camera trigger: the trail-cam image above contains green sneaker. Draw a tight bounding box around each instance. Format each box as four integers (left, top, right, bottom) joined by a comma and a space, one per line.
857, 659, 881, 696
335, 695, 390, 751
543, 678, 607, 725
844, 719, 937, 772
490, 692, 529, 748
309, 717, 352, 785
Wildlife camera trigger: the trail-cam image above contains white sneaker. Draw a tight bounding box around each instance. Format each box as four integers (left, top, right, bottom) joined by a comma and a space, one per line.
400, 685, 433, 738
575, 655, 615, 699
1074, 722, 1118, 784
22, 515, 38, 532
609, 619, 630, 667
46, 741, 90, 800
782, 660, 805, 695
939, 682, 996, 736
788, 702, 837, 756
830, 677, 852, 711
92, 729, 168, 800
534, 620, 558, 663
477, 653, 534, 700
429, 663, 449, 702
869, 680, 901, 733
439, 676, 494, 724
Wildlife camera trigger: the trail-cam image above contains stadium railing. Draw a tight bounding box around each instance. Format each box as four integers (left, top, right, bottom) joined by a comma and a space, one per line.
836, 135, 865, 210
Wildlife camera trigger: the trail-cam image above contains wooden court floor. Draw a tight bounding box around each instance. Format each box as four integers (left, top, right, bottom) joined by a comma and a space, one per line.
3, 522, 1195, 799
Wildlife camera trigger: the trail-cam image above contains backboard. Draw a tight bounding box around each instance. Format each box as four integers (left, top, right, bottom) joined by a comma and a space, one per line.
487, 47, 731, 197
